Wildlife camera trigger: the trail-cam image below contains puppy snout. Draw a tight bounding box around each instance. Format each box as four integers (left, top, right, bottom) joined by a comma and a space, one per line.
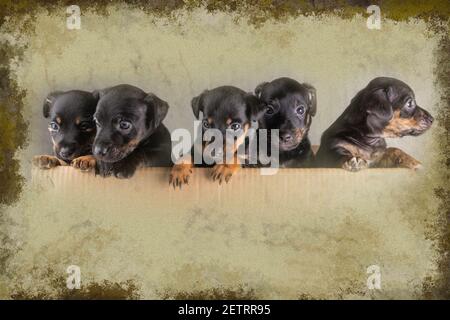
424, 114, 434, 125
419, 108, 434, 126
280, 133, 293, 143
59, 145, 76, 159
93, 144, 111, 157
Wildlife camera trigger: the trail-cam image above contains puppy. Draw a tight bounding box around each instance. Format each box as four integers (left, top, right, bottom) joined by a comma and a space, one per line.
169, 86, 265, 187
315, 77, 433, 171
91, 84, 171, 178
255, 77, 317, 167
33, 90, 98, 171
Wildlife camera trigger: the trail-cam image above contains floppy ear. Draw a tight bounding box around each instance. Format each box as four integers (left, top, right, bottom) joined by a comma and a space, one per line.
191, 91, 207, 119
91, 87, 110, 101
302, 83, 317, 117
254, 82, 268, 99
43, 91, 63, 118
365, 88, 394, 133
245, 93, 266, 122
91, 90, 101, 101
144, 93, 169, 130
384, 85, 398, 104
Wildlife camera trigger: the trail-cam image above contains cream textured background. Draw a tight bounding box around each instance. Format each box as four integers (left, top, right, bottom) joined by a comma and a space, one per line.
1, 7, 442, 298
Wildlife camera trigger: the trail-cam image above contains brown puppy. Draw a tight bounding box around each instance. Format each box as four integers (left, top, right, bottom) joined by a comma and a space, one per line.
315, 77, 433, 171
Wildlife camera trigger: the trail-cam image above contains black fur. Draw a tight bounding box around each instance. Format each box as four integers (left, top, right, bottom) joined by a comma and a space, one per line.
93, 84, 172, 178
255, 77, 316, 167
315, 77, 433, 170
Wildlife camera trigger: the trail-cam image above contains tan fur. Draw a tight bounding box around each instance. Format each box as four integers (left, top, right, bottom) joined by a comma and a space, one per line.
336, 142, 373, 161
293, 127, 306, 143
32, 155, 67, 169
211, 153, 241, 184
375, 147, 422, 170
169, 163, 193, 189
71, 155, 96, 172
383, 110, 420, 138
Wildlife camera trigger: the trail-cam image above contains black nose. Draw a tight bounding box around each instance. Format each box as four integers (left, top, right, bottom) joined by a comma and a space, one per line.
93, 144, 111, 157
59, 145, 76, 159
426, 114, 434, 125
280, 133, 293, 143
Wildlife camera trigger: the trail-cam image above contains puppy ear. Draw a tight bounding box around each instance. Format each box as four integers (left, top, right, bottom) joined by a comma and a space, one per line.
245, 93, 266, 122
365, 88, 394, 133
144, 93, 169, 130
254, 82, 268, 99
91, 90, 101, 101
302, 83, 317, 117
91, 88, 108, 100
43, 91, 63, 118
191, 91, 207, 119
385, 86, 398, 104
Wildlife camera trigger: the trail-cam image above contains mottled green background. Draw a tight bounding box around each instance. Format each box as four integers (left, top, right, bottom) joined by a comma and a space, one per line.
0, 1, 449, 299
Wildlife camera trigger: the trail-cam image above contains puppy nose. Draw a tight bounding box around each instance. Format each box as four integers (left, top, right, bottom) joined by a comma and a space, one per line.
280, 133, 293, 143
426, 115, 434, 125
59, 146, 75, 158
93, 144, 111, 157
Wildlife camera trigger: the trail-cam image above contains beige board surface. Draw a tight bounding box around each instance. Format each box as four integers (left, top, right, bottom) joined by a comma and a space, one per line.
3, 166, 436, 299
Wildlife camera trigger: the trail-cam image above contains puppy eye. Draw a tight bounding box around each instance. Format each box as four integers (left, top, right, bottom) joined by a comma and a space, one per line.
296, 105, 305, 115
119, 120, 132, 130
230, 123, 241, 131
79, 121, 93, 131
266, 105, 275, 115
405, 99, 414, 109
49, 122, 59, 131
202, 120, 210, 129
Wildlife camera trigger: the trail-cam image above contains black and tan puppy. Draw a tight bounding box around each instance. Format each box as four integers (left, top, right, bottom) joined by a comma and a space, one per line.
315, 77, 433, 171
169, 86, 265, 187
33, 90, 98, 171
255, 77, 316, 167
91, 84, 172, 178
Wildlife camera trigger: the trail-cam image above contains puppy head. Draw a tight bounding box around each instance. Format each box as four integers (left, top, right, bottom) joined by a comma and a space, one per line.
357, 77, 433, 138
255, 77, 316, 151
92, 84, 169, 163
192, 86, 265, 156
43, 90, 97, 161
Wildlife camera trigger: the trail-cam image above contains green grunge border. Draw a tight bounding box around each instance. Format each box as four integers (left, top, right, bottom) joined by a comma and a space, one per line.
0, 0, 449, 299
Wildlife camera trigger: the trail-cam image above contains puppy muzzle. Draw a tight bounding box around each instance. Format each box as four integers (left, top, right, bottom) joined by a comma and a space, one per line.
278, 128, 306, 151
93, 142, 136, 163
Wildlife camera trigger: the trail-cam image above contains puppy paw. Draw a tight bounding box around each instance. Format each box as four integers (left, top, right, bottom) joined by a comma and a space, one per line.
377, 147, 423, 170
342, 157, 368, 172
400, 157, 423, 171
169, 164, 193, 189
71, 155, 96, 172
33, 155, 66, 169
211, 164, 239, 184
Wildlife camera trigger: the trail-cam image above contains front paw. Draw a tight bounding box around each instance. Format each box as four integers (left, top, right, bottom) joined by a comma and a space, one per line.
387, 148, 422, 170
33, 155, 66, 169
71, 155, 96, 172
342, 157, 368, 172
211, 164, 239, 184
377, 148, 423, 170
169, 164, 193, 189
